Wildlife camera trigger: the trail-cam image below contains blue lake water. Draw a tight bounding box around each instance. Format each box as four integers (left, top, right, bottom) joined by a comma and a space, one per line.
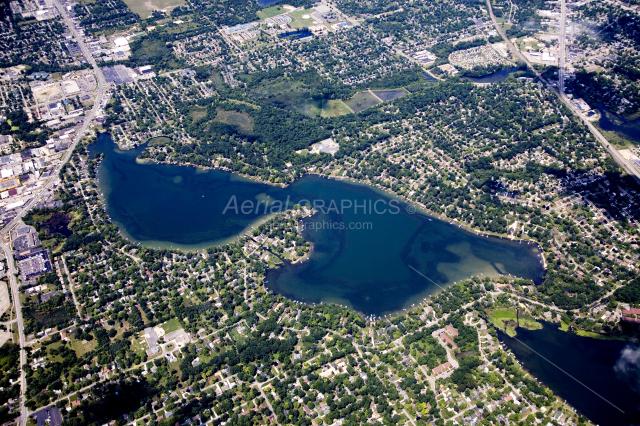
278, 30, 312, 39
598, 107, 640, 144
89, 133, 544, 315
501, 323, 640, 426
464, 68, 522, 84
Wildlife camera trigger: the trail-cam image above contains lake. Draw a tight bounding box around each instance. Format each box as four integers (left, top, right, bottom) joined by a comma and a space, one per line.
500, 323, 640, 426
90, 133, 545, 315
464, 68, 522, 84
598, 107, 640, 144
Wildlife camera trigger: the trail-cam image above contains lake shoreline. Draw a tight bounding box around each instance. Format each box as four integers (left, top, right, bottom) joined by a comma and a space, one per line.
90, 132, 545, 315
135, 142, 545, 264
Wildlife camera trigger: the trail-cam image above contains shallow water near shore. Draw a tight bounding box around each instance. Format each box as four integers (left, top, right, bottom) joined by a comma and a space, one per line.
89, 132, 544, 315
599, 106, 640, 144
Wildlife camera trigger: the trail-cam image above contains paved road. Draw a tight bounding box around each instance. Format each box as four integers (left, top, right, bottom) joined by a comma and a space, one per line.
61, 255, 81, 318
0, 1, 106, 425
484, 0, 640, 182
0, 239, 27, 426
558, 0, 567, 95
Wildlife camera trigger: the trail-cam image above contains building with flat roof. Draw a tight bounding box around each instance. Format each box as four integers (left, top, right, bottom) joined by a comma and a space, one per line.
0, 177, 19, 191
224, 22, 258, 34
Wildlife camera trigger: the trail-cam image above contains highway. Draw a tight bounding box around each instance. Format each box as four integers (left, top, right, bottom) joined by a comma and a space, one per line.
484, 0, 640, 182
0, 0, 106, 424
558, 0, 567, 95
1, 238, 27, 426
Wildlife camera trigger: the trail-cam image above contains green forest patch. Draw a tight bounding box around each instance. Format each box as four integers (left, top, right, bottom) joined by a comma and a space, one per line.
215, 109, 254, 134
122, 0, 185, 19
129, 36, 181, 70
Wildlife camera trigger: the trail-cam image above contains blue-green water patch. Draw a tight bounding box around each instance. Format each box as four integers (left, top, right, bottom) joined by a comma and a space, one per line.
598, 106, 640, 144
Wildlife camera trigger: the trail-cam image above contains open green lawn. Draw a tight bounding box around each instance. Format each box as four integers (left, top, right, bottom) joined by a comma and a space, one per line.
257, 5, 288, 20
229, 329, 246, 345
559, 322, 627, 340
288, 9, 316, 29
148, 136, 171, 146
189, 105, 207, 122
121, 0, 185, 19
321, 100, 353, 117
489, 309, 541, 337
215, 109, 254, 134
69, 337, 98, 356
130, 335, 149, 356
249, 79, 303, 98
162, 318, 182, 334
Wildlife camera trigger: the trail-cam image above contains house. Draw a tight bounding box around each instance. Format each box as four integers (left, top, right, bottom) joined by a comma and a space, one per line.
431, 361, 451, 376
440, 331, 457, 349
445, 324, 458, 337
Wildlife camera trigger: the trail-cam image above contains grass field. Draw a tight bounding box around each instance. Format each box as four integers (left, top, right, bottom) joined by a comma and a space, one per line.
559, 322, 627, 340
288, 9, 316, 29
344, 92, 382, 113
489, 309, 542, 337
130, 336, 149, 356
264, 91, 320, 117
162, 318, 182, 334
250, 79, 303, 98
190, 105, 207, 122
148, 136, 171, 146
257, 5, 288, 20
162, 21, 200, 34
229, 329, 246, 345
69, 337, 98, 356
321, 100, 353, 117
129, 38, 181, 70
267, 95, 354, 118
215, 109, 254, 134
121, 0, 185, 19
